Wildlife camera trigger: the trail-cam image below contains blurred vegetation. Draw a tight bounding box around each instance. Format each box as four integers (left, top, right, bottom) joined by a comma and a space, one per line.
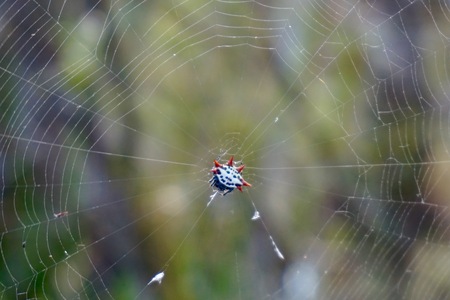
1, 0, 450, 299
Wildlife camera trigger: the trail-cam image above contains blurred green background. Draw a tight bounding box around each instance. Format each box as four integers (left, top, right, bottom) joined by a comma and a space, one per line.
1, 0, 450, 299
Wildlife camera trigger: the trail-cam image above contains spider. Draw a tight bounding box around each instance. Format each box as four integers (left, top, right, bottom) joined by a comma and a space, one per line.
209, 156, 251, 195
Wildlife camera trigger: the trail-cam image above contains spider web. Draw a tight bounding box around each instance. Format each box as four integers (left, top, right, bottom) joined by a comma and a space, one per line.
1, 0, 450, 299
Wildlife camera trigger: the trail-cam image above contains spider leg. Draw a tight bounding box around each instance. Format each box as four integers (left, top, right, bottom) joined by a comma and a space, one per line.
223, 189, 233, 196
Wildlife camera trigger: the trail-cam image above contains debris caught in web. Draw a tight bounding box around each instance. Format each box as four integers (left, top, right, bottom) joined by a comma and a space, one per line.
148, 272, 165, 285
207, 191, 219, 207
251, 210, 260, 220
53, 211, 68, 218
270, 235, 284, 260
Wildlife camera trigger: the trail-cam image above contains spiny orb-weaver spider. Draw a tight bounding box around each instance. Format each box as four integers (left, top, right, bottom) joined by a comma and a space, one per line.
209, 156, 251, 195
